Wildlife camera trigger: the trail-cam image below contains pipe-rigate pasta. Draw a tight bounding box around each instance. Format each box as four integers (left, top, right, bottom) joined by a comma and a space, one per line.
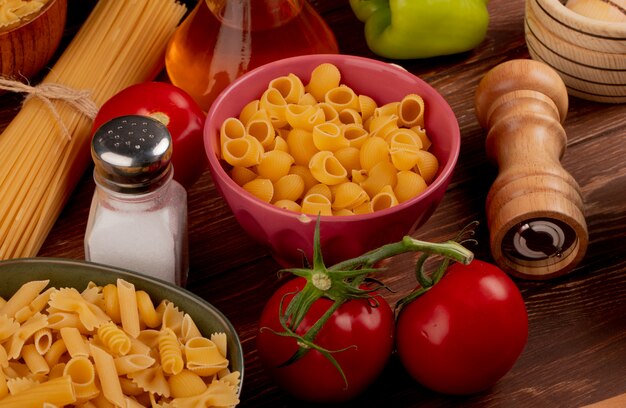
411, 125, 432, 150
285, 104, 325, 131
307, 183, 333, 202
398, 94, 425, 128
298, 92, 318, 106
375, 101, 401, 118
334, 146, 361, 175
325, 85, 360, 112
312, 122, 348, 152
342, 124, 369, 148
273, 174, 305, 203
269, 73, 305, 104
358, 94, 378, 122
274, 199, 302, 212
332, 182, 369, 211
371, 185, 400, 212
361, 162, 398, 197
368, 113, 399, 139
395, 170, 428, 203
301, 193, 333, 216
257, 150, 295, 182
272, 136, 289, 152
260, 88, 288, 126
218, 62, 440, 216
238, 100, 260, 125
286, 128, 318, 166
290, 165, 318, 193
220, 118, 247, 146
222, 135, 264, 167
388, 128, 423, 152
231, 166, 257, 187
316, 102, 340, 123
390, 148, 420, 172
168, 369, 207, 398
359, 136, 390, 172
305, 62, 341, 102
415, 150, 439, 184
243, 178, 274, 203
338, 108, 363, 126
246, 112, 276, 148
309, 151, 348, 185
354, 200, 373, 215
184, 337, 229, 377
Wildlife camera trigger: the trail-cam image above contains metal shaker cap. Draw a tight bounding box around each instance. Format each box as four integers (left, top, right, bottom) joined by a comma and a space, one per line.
92, 115, 173, 193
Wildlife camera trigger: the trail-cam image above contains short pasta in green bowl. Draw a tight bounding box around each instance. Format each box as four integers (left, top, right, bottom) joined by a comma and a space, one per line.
204, 54, 461, 267
0, 257, 243, 407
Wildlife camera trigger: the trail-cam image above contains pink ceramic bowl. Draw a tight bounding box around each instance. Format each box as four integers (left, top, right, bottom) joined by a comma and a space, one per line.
204, 54, 460, 267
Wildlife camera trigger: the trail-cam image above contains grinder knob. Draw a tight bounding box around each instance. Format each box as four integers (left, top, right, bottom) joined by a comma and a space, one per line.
475, 59, 588, 279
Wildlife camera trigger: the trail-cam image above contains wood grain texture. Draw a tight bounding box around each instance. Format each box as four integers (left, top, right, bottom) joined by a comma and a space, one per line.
6, 0, 624, 406
0, 0, 67, 80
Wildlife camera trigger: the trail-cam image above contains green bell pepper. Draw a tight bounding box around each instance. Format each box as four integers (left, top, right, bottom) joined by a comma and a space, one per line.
350, 0, 490, 59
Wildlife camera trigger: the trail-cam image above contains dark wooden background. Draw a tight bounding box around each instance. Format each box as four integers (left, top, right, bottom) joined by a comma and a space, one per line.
12, 0, 625, 406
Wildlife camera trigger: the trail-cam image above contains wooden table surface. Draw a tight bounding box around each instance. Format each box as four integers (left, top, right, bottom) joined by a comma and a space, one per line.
9, 0, 624, 406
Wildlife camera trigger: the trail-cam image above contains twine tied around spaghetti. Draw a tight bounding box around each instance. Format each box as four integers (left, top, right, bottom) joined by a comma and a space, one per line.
0, 78, 99, 142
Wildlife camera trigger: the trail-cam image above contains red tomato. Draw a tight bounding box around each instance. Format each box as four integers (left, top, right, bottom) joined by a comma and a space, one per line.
396, 259, 528, 395
93, 82, 207, 189
257, 277, 395, 402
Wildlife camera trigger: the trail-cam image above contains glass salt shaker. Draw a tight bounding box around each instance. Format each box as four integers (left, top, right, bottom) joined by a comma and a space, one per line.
84, 115, 188, 286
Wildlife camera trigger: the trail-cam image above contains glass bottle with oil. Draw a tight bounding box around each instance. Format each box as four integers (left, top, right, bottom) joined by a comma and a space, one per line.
165, 0, 339, 112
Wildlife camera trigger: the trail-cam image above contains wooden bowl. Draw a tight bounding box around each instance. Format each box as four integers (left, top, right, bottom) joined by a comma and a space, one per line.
524, 0, 626, 103
0, 0, 67, 80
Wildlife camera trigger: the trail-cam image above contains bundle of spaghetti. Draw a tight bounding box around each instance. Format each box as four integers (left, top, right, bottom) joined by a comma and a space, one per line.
0, 0, 187, 259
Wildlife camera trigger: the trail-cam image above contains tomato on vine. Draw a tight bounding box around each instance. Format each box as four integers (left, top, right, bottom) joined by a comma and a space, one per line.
257, 277, 395, 402
395, 258, 529, 395
256, 218, 474, 402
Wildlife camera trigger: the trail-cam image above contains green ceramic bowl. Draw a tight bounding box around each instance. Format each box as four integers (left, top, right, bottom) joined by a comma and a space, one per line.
0, 257, 244, 395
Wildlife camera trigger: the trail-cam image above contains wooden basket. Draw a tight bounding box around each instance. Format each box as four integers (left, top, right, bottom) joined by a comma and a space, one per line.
524, 0, 626, 103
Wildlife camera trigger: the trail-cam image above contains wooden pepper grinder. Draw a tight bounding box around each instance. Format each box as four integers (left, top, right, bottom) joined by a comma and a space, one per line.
475, 59, 588, 279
